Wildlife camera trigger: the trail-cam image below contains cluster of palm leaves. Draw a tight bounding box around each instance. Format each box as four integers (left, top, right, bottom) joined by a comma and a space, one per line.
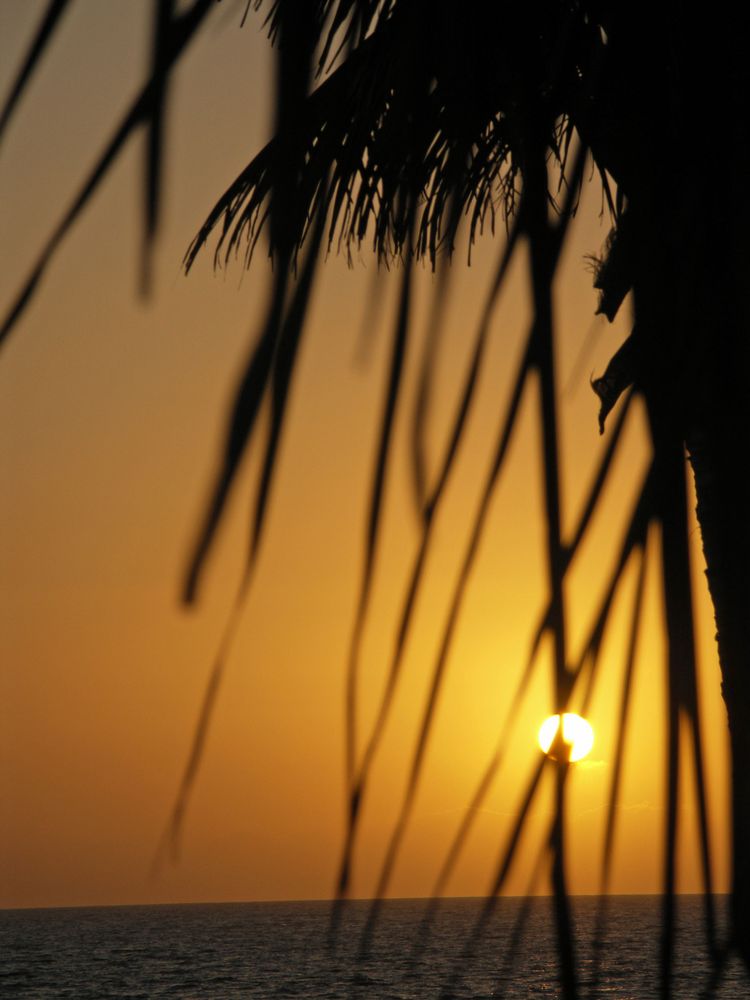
4, 2, 749, 997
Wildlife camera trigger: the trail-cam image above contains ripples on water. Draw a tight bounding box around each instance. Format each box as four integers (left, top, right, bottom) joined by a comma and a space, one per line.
2, 896, 748, 998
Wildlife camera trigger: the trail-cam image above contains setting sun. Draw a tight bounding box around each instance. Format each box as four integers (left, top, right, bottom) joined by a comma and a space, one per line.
538, 713, 595, 763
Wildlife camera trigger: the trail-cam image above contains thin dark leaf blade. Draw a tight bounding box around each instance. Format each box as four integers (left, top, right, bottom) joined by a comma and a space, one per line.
0, 0, 214, 349
0, 0, 71, 144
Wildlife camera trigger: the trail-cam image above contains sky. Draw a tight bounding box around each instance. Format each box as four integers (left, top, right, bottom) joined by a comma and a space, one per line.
0, 1, 732, 909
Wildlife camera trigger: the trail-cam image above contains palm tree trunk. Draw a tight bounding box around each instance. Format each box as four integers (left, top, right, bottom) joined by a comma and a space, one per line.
578, 0, 750, 942
648, 179, 750, 967
687, 407, 750, 967
688, 163, 750, 961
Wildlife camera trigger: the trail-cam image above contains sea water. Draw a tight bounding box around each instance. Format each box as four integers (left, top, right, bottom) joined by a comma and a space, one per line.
2, 896, 749, 998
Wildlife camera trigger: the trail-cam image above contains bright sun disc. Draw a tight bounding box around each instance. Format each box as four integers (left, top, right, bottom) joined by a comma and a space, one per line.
538, 713, 594, 763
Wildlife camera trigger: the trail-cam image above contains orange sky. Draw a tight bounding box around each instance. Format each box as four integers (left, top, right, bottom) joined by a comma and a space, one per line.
0, 1, 732, 909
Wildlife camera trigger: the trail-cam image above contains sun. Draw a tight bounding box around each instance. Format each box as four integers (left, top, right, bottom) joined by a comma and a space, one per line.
538, 713, 594, 763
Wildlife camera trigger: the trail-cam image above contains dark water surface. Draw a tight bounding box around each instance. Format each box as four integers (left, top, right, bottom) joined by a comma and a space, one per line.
2, 896, 748, 998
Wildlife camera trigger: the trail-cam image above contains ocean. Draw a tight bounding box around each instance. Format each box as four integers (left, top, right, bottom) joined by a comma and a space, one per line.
2, 896, 748, 998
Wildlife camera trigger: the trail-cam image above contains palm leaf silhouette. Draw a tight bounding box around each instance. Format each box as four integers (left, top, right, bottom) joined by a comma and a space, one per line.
3, 2, 749, 997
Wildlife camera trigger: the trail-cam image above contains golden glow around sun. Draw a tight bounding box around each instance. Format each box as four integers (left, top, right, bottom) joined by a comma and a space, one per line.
538, 713, 595, 763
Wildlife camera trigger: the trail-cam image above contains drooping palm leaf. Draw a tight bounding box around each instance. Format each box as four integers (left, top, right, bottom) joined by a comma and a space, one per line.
140, 0, 176, 296
0, 0, 72, 144
333, 212, 522, 919
0, 0, 215, 348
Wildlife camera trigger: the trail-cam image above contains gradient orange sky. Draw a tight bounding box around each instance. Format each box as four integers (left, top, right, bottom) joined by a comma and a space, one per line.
0, 1, 731, 909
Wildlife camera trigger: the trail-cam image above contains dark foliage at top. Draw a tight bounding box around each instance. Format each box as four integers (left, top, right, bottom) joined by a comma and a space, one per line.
186, 1, 604, 271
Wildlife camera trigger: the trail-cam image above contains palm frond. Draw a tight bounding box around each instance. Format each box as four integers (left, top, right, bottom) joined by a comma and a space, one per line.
140, 0, 176, 297
0, 0, 215, 348
185, 2, 603, 277
0, 0, 72, 144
